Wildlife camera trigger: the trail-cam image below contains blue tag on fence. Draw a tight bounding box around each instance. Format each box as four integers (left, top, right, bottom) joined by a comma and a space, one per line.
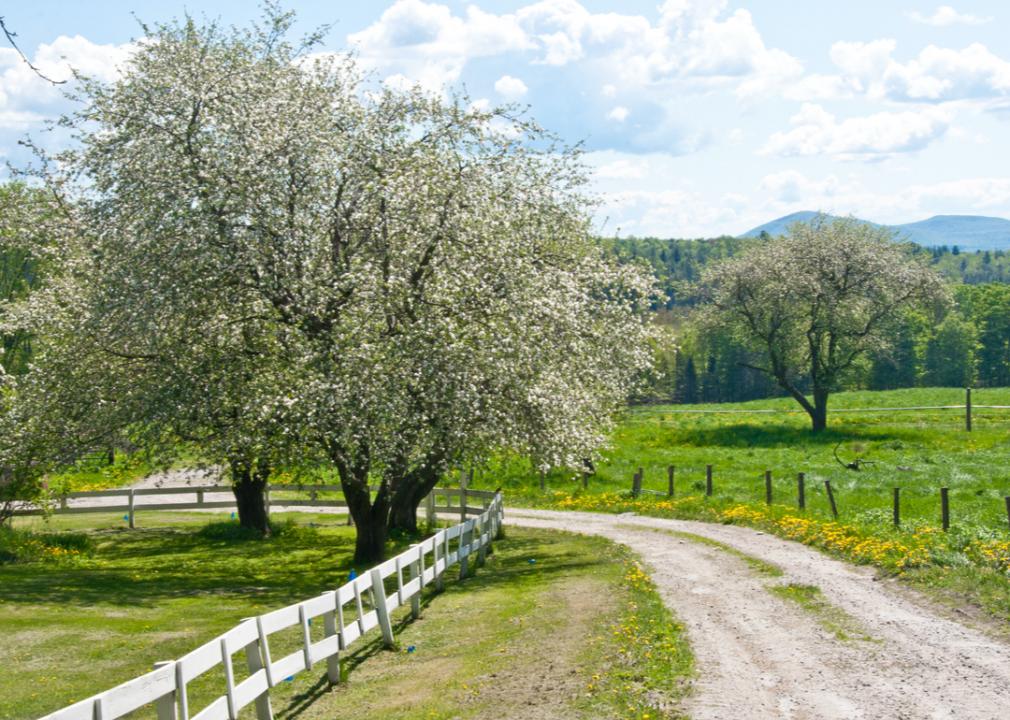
349, 568, 357, 581
122, 515, 129, 521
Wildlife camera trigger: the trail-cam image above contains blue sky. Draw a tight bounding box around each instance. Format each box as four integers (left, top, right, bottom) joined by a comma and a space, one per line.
3, 1, 1010, 237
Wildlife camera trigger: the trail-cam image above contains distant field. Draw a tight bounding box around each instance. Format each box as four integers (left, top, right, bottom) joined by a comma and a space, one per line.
492, 387, 1010, 530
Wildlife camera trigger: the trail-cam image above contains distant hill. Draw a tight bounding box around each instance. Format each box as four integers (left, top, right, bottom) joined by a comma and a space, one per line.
743, 213, 1010, 252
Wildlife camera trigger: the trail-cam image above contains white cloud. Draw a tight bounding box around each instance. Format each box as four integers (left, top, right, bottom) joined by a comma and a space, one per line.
347, 1, 529, 90
493, 74, 528, 99
760, 170, 842, 203
793, 38, 1010, 104
607, 105, 629, 122
760, 103, 951, 159
881, 43, 1010, 101
909, 5, 993, 27
348, 0, 800, 100
0, 35, 134, 130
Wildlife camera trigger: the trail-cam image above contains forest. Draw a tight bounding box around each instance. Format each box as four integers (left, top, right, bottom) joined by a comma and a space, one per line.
608, 236, 1010, 403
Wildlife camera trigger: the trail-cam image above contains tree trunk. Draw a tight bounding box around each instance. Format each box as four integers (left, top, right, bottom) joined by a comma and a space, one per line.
230, 458, 270, 536
340, 471, 391, 565
388, 472, 438, 534
810, 387, 829, 433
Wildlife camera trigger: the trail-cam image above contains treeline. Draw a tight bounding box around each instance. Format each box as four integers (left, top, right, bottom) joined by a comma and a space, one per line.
610, 237, 1010, 403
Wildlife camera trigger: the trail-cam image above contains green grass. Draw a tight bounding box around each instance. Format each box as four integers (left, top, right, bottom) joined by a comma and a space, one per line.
1, 515, 692, 720
767, 583, 874, 642
475, 387, 1010, 623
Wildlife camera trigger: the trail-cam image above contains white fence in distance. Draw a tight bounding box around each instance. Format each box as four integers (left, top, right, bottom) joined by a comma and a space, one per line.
35, 489, 505, 720
16, 483, 490, 528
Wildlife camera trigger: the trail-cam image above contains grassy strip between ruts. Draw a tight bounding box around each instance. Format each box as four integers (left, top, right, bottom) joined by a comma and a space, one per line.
511, 492, 1010, 627
627, 525, 872, 643
1, 513, 692, 720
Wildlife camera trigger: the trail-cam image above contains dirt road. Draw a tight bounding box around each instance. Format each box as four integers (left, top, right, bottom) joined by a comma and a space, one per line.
508, 508, 1010, 720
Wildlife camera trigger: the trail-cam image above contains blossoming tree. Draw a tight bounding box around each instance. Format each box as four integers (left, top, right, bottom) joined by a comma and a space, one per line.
703, 215, 948, 432
14, 7, 654, 560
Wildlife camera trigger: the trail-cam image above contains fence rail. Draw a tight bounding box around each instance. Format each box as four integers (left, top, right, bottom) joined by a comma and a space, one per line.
14, 484, 489, 528
36, 489, 504, 720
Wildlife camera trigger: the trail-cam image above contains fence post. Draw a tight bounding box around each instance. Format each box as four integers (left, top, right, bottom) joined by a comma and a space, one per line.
239, 620, 273, 720
369, 569, 395, 648
197, 489, 204, 506
667, 465, 675, 497
966, 387, 972, 432
706, 465, 713, 497
582, 470, 590, 489
476, 515, 487, 567
409, 545, 422, 620
460, 486, 468, 523
1005, 496, 1010, 532
321, 594, 341, 685
631, 471, 642, 498
797, 473, 805, 510
128, 489, 136, 529
425, 490, 436, 527
764, 470, 772, 505
459, 522, 472, 580
893, 488, 901, 528
941, 487, 950, 531
539, 471, 546, 492
434, 533, 445, 592
153, 662, 177, 720
824, 480, 838, 519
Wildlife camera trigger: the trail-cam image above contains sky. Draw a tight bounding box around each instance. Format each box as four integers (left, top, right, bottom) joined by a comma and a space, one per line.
3, 1, 1010, 237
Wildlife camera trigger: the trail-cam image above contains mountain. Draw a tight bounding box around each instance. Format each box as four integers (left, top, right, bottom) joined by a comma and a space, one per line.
742, 213, 1010, 252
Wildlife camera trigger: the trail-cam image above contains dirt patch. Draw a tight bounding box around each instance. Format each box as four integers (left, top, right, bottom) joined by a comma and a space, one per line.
465, 576, 616, 719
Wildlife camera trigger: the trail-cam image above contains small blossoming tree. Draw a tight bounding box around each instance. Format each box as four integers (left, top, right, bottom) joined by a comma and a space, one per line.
703, 215, 948, 432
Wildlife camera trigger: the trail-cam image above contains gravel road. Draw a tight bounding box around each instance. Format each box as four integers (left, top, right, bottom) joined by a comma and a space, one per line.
508, 508, 1010, 720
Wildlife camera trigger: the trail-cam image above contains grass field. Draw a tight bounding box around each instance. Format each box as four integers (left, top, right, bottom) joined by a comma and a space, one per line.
479, 388, 1010, 622
1, 513, 691, 720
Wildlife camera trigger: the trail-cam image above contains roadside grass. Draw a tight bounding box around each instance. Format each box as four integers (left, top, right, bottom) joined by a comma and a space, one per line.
475, 388, 1010, 624
2, 515, 691, 720
767, 584, 874, 643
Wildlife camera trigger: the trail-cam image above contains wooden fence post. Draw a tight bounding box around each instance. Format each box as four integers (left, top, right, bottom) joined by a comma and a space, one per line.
425, 491, 436, 527
434, 534, 445, 592
239, 620, 273, 720
824, 480, 838, 519
128, 489, 136, 529
582, 471, 590, 489
797, 473, 805, 510
1005, 496, 1010, 532
459, 486, 468, 523
667, 465, 675, 497
966, 387, 972, 432
152, 662, 177, 720
631, 471, 642, 498
539, 471, 546, 492
321, 595, 341, 685
459, 523, 472, 580
941, 487, 950, 531
893, 488, 901, 528
369, 569, 395, 648
197, 489, 204, 506
705, 465, 713, 497
409, 546, 422, 619
764, 470, 772, 505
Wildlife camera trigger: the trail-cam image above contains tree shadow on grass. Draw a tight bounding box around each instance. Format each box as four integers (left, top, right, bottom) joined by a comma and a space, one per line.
672, 422, 916, 449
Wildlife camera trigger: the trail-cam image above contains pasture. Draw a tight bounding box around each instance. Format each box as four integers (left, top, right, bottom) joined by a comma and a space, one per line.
0, 512, 690, 720
486, 387, 1010, 621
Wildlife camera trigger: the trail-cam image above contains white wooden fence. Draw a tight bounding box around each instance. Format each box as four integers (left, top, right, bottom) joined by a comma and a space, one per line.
16, 483, 490, 528
34, 489, 504, 720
